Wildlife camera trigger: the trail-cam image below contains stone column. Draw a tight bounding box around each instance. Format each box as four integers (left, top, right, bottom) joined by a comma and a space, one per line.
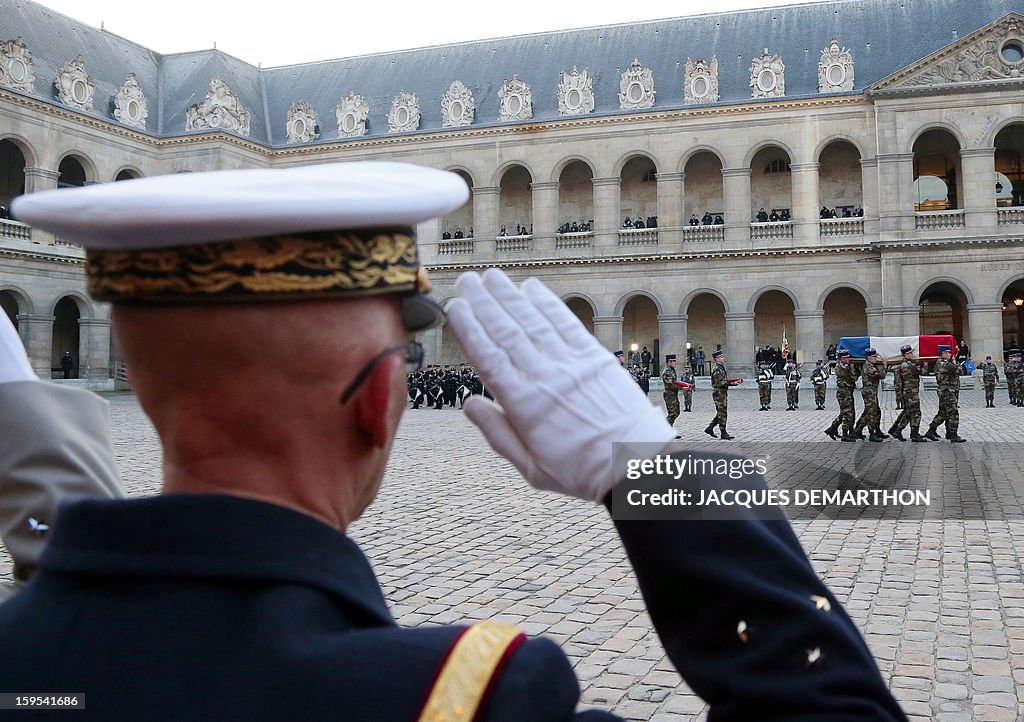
967, 304, 1005, 370
793, 310, 825, 364
22, 166, 60, 194
961, 147, 997, 234
655, 172, 684, 245
790, 162, 820, 246
593, 315, 623, 352
417, 326, 443, 366
78, 318, 111, 380
472, 186, 499, 261
859, 157, 880, 238
530, 181, 559, 254
865, 307, 884, 337
17, 313, 54, 378
898, 307, 921, 337
657, 314, 687, 360
721, 168, 752, 244
876, 153, 915, 236
592, 177, 621, 250
724, 311, 755, 372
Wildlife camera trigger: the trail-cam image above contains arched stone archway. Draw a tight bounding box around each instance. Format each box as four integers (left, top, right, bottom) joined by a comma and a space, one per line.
913, 129, 962, 211
753, 290, 796, 361
498, 165, 532, 236
557, 161, 594, 231
0, 139, 26, 209
686, 293, 726, 374
822, 287, 867, 348
0, 289, 21, 329
619, 156, 658, 227
919, 281, 969, 341
114, 168, 141, 181
995, 124, 1024, 207
51, 296, 80, 378
1002, 278, 1024, 356
442, 170, 474, 239
683, 152, 723, 222
565, 296, 595, 335
818, 140, 863, 215
57, 156, 88, 188
750, 146, 792, 221
622, 295, 659, 367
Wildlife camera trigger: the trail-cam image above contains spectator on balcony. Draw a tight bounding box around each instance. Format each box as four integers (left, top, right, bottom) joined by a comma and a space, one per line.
441, 229, 451, 240
622, 216, 633, 229
756, 208, 769, 222
769, 210, 780, 222
570, 221, 579, 233
499, 224, 507, 236
453, 227, 464, 239
467, 227, 474, 238
854, 207, 864, 217
634, 217, 645, 229
714, 215, 723, 225
702, 211, 713, 225
688, 213, 699, 226
649, 216, 658, 228
820, 206, 832, 219
842, 208, 852, 218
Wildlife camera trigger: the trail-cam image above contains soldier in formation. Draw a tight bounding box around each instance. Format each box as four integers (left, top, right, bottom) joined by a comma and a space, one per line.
887, 344, 927, 442
784, 359, 801, 411
705, 350, 740, 439
408, 365, 484, 409
679, 360, 694, 412
824, 349, 858, 442
632, 364, 651, 394
757, 360, 774, 411
893, 359, 905, 410
661, 353, 681, 426
1007, 349, 1023, 406
980, 355, 999, 407
852, 348, 888, 442
925, 344, 966, 443
811, 359, 829, 410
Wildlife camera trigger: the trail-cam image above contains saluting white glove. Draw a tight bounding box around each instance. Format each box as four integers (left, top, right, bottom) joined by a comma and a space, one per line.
446, 269, 675, 502
0, 312, 35, 385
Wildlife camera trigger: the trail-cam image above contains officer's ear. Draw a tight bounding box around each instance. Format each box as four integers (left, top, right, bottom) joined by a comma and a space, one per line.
354, 354, 403, 449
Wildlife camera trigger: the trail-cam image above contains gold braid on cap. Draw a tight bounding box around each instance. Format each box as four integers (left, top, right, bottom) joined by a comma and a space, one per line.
86, 228, 426, 303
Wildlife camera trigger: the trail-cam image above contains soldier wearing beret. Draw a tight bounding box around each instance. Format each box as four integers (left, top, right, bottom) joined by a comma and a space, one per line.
757, 360, 774, 411
980, 355, 999, 407
888, 344, 927, 442
0, 164, 908, 721
925, 345, 966, 442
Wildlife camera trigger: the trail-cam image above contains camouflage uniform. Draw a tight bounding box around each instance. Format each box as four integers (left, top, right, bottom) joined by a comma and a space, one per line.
784, 365, 801, 409
679, 366, 694, 411
662, 364, 680, 425
893, 365, 905, 410
854, 361, 887, 435
757, 365, 774, 409
709, 363, 729, 431
889, 358, 923, 436
980, 360, 999, 407
927, 357, 961, 439
811, 365, 829, 409
830, 362, 858, 436
1007, 356, 1023, 406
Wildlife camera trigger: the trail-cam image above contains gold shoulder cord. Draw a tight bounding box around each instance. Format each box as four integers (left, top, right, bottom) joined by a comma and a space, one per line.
417, 621, 524, 722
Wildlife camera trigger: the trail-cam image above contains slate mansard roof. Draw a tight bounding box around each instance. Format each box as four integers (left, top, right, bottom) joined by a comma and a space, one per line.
2, 0, 1023, 147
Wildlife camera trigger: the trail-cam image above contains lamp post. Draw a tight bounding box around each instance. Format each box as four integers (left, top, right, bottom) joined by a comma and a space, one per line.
629, 342, 638, 365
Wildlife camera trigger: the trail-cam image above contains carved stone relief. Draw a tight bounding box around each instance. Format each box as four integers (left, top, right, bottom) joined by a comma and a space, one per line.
684, 57, 719, 104
498, 76, 532, 121
388, 91, 420, 133
55, 57, 95, 111
903, 20, 1024, 86
285, 101, 318, 143
0, 38, 35, 93
557, 66, 595, 116
441, 80, 475, 128
186, 78, 251, 136
113, 74, 149, 129
818, 38, 855, 92
619, 59, 655, 110
336, 93, 369, 137
750, 49, 785, 99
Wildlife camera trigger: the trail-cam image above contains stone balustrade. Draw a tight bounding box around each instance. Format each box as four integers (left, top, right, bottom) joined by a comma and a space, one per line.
819, 217, 864, 237
438, 239, 475, 255
750, 220, 793, 241
617, 228, 658, 246
555, 231, 593, 249
681, 225, 725, 243
496, 234, 532, 252
0, 218, 31, 241
997, 207, 1024, 226
915, 209, 965, 230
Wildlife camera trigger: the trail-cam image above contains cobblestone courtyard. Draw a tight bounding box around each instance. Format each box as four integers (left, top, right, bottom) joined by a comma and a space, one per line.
3, 387, 1024, 720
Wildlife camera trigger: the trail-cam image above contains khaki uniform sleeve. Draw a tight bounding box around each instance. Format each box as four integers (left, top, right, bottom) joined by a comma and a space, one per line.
0, 382, 123, 588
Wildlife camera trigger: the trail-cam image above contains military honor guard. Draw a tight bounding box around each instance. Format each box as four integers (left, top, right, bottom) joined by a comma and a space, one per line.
980, 356, 999, 407
893, 359, 905, 410
679, 362, 694, 412
757, 360, 774, 411
614, 349, 626, 367
661, 353, 681, 426
925, 345, 966, 442
888, 344, 927, 442
811, 359, 829, 410
784, 359, 801, 411
705, 350, 740, 439
824, 349, 858, 442
852, 348, 888, 442
1007, 349, 1023, 406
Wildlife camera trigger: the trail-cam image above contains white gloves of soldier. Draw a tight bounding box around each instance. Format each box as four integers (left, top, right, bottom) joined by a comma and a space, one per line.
0, 313, 35, 385
446, 269, 676, 502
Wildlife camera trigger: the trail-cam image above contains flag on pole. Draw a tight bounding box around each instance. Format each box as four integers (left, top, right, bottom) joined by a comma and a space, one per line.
782, 324, 790, 359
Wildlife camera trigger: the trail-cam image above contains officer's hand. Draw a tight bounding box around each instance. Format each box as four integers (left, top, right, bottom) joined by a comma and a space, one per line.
0, 312, 35, 385
447, 269, 675, 502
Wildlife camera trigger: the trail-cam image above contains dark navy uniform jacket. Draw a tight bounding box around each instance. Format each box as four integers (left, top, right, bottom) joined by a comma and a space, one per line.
0, 490, 907, 721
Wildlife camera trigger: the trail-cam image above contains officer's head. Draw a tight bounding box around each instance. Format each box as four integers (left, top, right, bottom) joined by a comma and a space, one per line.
938, 345, 952, 360
838, 349, 851, 364
865, 347, 878, 362
713, 350, 725, 364
14, 162, 468, 530
666, 354, 676, 366
901, 344, 914, 359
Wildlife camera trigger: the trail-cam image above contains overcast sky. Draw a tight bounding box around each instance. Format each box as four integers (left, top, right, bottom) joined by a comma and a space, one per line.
31, 0, 825, 67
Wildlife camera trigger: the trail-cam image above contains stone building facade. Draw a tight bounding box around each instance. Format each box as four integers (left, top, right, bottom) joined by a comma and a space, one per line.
1, 0, 1023, 379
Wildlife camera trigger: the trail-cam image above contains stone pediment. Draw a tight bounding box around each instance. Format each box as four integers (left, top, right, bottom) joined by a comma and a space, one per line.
872, 13, 1024, 93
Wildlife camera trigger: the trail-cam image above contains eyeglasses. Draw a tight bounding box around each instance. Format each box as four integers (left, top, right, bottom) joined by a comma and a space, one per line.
339, 342, 424, 404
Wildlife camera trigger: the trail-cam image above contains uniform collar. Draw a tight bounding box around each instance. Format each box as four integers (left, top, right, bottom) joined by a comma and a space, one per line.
39, 494, 394, 626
